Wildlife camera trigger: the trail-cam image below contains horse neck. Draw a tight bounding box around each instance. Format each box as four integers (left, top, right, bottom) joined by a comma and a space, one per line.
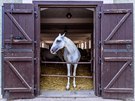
64, 37, 77, 54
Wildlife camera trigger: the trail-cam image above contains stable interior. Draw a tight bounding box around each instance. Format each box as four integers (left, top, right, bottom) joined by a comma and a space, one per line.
40, 7, 94, 97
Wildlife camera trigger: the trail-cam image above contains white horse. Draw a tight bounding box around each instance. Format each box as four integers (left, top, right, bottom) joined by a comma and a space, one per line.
50, 33, 81, 90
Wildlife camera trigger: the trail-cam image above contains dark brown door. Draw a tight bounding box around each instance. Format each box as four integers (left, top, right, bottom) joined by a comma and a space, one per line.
3, 4, 35, 99
101, 4, 133, 99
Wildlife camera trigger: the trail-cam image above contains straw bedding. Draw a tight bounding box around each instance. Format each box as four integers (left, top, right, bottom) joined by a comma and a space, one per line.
40, 64, 93, 91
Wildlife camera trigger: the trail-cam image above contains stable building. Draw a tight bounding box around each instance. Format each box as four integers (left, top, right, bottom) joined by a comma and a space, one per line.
1, 0, 134, 100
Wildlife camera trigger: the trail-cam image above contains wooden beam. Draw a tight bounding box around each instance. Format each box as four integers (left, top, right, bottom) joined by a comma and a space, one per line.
41, 29, 92, 33
41, 18, 93, 24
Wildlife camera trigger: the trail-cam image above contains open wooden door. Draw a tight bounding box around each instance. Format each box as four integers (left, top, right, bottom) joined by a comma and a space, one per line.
2, 4, 35, 99
101, 4, 134, 99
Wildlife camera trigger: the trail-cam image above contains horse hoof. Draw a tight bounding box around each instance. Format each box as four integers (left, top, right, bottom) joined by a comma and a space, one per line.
66, 86, 70, 90
73, 84, 76, 88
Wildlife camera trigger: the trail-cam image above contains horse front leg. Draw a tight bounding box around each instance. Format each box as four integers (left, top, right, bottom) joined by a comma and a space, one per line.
66, 64, 71, 90
73, 64, 78, 88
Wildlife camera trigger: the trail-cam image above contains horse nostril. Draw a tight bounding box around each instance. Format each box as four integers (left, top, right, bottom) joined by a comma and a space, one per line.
50, 48, 55, 54
52, 50, 54, 53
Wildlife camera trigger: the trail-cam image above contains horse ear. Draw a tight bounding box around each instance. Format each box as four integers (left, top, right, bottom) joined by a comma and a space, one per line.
62, 33, 65, 37
59, 33, 61, 36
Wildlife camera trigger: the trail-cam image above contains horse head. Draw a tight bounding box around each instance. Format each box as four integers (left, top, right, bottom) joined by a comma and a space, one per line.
50, 33, 65, 54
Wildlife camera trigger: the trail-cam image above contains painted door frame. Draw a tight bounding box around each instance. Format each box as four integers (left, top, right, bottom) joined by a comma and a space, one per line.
33, 1, 102, 96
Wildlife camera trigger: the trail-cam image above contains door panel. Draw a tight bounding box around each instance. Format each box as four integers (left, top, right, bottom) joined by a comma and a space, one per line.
101, 4, 133, 99
3, 4, 35, 99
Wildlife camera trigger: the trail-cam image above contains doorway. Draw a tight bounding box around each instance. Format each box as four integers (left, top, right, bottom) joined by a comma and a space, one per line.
40, 7, 94, 97
34, 1, 102, 97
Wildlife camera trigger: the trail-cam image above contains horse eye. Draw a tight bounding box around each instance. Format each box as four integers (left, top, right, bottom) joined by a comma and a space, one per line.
56, 40, 61, 43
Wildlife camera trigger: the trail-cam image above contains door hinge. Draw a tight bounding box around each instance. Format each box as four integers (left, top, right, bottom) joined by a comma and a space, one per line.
98, 41, 101, 48
34, 58, 37, 63
98, 57, 101, 64
98, 11, 102, 19
34, 41, 37, 44
34, 10, 38, 18
98, 84, 102, 92
34, 58, 37, 61
34, 58, 38, 64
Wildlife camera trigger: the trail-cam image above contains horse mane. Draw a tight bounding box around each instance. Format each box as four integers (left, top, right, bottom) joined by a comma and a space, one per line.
64, 36, 78, 54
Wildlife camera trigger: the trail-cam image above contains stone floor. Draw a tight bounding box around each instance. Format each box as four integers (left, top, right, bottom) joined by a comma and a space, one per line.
0, 90, 134, 101
14, 98, 123, 101
0, 97, 135, 101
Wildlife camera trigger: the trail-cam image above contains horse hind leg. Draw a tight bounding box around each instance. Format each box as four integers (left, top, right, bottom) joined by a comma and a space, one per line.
73, 64, 78, 88
66, 64, 71, 90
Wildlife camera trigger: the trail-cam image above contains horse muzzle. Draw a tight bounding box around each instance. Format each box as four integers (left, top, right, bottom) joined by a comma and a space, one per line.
50, 47, 58, 54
